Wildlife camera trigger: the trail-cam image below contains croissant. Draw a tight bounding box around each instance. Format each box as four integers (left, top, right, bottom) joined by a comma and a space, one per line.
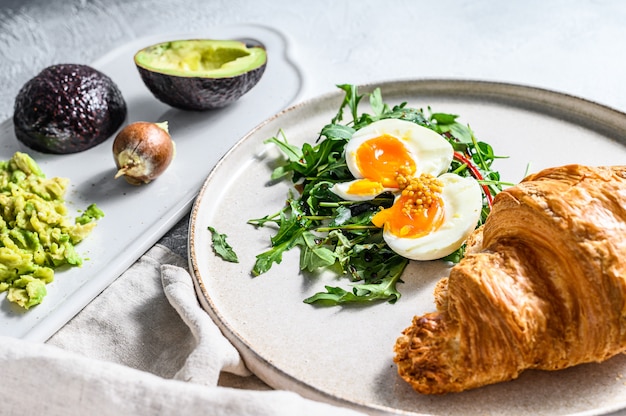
393, 164, 626, 394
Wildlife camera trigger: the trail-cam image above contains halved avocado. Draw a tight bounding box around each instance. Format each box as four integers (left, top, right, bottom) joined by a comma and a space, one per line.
134, 39, 267, 110
13, 64, 127, 154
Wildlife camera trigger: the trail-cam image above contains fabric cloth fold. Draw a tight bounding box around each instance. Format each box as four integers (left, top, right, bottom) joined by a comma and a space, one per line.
1, 335, 361, 415
161, 263, 250, 385
0, 245, 364, 415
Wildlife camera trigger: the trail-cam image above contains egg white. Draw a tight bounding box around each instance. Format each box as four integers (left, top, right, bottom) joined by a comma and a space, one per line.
382, 173, 483, 261
345, 118, 453, 180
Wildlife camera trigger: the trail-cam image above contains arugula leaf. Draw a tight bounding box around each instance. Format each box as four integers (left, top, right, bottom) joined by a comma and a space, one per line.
332, 84, 362, 124
320, 123, 354, 140
430, 112, 458, 125
253, 232, 303, 276
369, 87, 388, 117
208, 226, 239, 263
299, 231, 336, 272
264, 131, 305, 181
265, 130, 303, 162
251, 198, 309, 275
304, 254, 407, 305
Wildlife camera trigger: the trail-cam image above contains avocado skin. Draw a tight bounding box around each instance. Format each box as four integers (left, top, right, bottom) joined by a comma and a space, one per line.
13, 64, 127, 154
137, 63, 266, 111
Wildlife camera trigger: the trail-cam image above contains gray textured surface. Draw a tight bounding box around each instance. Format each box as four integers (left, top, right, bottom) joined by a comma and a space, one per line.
3, 0, 626, 259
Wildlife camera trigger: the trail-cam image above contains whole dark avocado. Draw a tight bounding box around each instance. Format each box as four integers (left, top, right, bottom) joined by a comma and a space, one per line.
13, 64, 127, 154
134, 39, 267, 110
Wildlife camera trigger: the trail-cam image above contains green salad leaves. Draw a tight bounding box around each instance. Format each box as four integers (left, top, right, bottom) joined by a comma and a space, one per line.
248, 84, 508, 306
208, 226, 239, 263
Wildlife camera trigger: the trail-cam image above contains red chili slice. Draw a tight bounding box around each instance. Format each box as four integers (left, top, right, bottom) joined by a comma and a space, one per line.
453, 151, 493, 209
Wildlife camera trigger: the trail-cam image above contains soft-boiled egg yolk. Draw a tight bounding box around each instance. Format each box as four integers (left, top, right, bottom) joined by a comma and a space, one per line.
345, 178, 386, 198
352, 134, 416, 188
371, 173, 445, 238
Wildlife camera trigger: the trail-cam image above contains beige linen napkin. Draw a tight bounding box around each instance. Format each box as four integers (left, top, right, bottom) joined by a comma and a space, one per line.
0, 245, 364, 416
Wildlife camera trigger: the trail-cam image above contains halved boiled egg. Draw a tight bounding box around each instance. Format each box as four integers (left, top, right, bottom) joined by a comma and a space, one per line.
330, 118, 483, 261
331, 119, 454, 201
372, 172, 482, 261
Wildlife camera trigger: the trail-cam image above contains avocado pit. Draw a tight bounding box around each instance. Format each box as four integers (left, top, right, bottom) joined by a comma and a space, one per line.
134, 39, 267, 110
113, 121, 175, 185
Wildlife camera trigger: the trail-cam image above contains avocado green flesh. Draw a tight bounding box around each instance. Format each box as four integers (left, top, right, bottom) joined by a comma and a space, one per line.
135, 40, 266, 78
0, 152, 103, 309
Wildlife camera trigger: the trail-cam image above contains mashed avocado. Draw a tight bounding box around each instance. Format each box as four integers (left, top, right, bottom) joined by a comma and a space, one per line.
0, 152, 103, 309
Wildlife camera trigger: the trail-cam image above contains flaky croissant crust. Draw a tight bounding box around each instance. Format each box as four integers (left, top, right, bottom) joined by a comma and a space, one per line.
394, 165, 626, 394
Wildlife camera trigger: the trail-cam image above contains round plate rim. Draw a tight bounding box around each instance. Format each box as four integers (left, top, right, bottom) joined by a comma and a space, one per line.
188, 78, 626, 416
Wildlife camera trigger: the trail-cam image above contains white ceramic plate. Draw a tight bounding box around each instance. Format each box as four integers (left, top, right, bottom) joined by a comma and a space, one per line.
189, 80, 626, 416
0, 24, 303, 340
